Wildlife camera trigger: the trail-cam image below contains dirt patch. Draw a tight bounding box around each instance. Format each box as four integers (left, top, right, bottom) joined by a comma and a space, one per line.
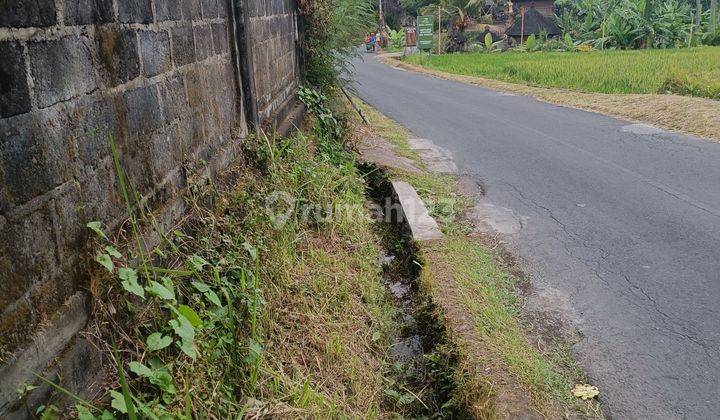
383, 57, 720, 143
356, 136, 423, 174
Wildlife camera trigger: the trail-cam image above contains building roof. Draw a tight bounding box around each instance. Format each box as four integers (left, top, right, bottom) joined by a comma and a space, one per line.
506, 7, 561, 36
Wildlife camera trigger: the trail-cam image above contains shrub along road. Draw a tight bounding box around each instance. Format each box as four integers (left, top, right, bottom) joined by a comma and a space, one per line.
352, 53, 720, 418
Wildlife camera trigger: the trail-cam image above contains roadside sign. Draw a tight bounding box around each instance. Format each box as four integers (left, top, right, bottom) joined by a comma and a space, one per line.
405, 26, 417, 47
417, 15, 434, 51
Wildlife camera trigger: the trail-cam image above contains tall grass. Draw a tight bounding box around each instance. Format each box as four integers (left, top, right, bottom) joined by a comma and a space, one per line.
405, 47, 720, 99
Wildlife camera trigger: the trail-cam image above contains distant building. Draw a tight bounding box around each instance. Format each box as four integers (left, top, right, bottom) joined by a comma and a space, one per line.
505, 6, 561, 39
508, 0, 555, 18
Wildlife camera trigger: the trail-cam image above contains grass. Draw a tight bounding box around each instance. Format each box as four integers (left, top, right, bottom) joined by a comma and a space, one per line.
71, 104, 401, 418
180, 128, 396, 416
352, 98, 603, 418
422, 236, 593, 417
405, 47, 720, 99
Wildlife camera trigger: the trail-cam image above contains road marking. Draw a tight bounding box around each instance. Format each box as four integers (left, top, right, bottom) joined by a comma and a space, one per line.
621, 123, 664, 135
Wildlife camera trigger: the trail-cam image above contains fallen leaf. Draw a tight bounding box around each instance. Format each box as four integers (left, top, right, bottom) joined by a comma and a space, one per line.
572, 384, 599, 400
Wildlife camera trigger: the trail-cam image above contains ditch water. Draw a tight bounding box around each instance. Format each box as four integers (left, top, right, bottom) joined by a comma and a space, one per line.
360, 163, 472, 418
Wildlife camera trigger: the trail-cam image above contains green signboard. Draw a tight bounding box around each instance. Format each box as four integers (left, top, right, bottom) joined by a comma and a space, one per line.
417, 15, 434, 51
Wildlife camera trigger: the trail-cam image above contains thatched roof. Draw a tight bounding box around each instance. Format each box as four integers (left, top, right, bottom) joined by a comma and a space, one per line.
506, 8, 561, 37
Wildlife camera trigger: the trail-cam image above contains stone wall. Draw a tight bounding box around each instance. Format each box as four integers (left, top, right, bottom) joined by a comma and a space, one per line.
242, 0, 300, 127
0, 0, 302, 417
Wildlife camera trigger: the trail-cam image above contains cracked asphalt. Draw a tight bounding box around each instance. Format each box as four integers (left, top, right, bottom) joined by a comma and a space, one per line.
352, 54, 720, 419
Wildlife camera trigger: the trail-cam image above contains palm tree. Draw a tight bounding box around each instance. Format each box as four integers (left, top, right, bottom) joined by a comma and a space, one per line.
420, 0, 484, 33
448, 0, 487, 32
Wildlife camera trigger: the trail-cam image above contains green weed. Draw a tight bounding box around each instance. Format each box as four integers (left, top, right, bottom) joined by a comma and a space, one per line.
70, 94, 397, 418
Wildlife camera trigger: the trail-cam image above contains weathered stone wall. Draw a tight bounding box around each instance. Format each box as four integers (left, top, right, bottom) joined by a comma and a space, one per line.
243, 0, 300, 126
0, 0, 302, 416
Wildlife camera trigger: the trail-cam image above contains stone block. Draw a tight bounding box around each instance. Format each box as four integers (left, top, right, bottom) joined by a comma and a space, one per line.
171, 26, 196, 67
0, 109, 74, 206
121, 84, 163, 138
6, 335, 104, 418
201, 0, 218, 18
51, 181, 85, 261
0, 299, 33, 361
139, 30, 172, 77
27, 36, 96, 108
96, 28, 141, 88
117, 0, 153, 23
65, 96, 121, 177
181, 0, 201, 20
252, 0, 264, 17
54, 337, 104, 401
218, 0, 228, 17
29, 263, 78, 330
158, 75, 189, 124
116, 85, 162, 193
211, 22, 229, 54
0, 0, 56, 27
183, 68, 205, 114
78, 158, 122, 225
148, 129, 180, 179
0, 293, 88, 417
63, 0, 113, 25
204, 63, 234, 139
169, 118, 195, 159
0, 41, 31, 118
0, 201, 58, 313
154, 0, 183, 21
194, 25, 213, 61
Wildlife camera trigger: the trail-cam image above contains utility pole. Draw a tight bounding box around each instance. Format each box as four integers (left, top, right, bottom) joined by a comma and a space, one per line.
379, 0, 387, 47
379, 0, 385, 30
437, 3, 441, 55
520, 6, 525, 45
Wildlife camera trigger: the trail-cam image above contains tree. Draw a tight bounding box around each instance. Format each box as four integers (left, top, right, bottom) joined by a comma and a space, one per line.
399, 0, 437, 15
418, 0, 484, 32
643, 0, 653, 47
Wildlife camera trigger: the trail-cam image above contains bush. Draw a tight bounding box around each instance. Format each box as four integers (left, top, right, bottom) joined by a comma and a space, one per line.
389, 28, 405, 48
555, 0, 693, 49
703, 27, 720, 46
661, 72, 720, 99
525, 34, 537, 51
300, 0, 374, 89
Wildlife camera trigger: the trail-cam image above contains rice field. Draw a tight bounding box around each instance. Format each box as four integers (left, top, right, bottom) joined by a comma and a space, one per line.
404, 47, 720, 100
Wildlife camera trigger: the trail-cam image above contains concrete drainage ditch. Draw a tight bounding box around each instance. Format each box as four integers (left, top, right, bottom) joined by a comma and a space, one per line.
360, 163, 472, 417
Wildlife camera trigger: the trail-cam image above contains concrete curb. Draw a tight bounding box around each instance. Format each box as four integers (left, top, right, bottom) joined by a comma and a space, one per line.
391, 180, 443, 242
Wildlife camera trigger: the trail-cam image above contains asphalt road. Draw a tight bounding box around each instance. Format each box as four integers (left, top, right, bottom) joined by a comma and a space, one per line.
351, 54, 720, 419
